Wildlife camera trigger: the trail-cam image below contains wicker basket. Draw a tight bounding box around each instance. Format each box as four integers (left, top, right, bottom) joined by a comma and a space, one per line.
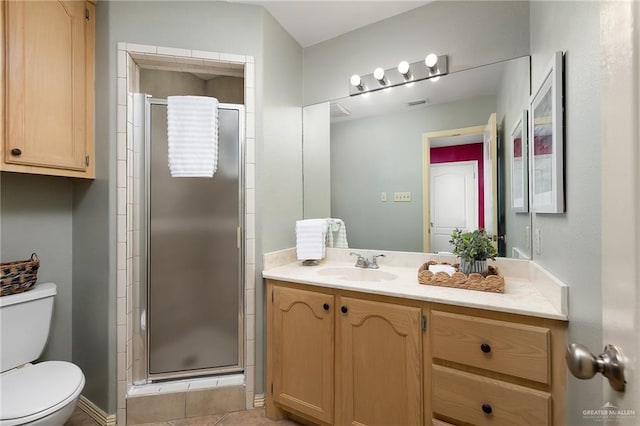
417, 260, 504, 293
1, 253, 40, 297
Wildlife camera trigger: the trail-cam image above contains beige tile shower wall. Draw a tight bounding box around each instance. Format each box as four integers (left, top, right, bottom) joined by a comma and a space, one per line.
116, 43, 257, 425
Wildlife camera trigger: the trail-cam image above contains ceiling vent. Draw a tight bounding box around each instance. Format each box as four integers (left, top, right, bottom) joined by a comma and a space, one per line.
407, 99, 428, 107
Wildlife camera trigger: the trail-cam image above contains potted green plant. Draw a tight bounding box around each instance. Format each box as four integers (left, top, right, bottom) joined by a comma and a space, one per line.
449, 228, 498, 276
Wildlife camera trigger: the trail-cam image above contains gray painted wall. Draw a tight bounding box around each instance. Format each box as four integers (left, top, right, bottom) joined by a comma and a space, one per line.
529, 2, 602, 422
496, 57, 532, 258
140, 69, 208, 98
206, 76, 245, 104
331, 96, 496, 252
259, 9, 303, 397
1, 173, 73, 363
302, 1, 530, 105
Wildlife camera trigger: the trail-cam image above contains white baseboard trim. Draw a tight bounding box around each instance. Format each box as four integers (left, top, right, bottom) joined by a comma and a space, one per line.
253, 394, 265, 408
78, 396, 117, 426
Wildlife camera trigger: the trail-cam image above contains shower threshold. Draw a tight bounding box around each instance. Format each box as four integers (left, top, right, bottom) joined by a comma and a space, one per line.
128, 373, 245, 397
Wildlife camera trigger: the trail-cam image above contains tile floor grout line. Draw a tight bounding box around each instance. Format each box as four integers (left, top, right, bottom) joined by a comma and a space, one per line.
214, 412, 230, 425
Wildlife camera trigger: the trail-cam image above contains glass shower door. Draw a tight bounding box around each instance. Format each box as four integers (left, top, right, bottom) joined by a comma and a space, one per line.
146, 100, 243, 380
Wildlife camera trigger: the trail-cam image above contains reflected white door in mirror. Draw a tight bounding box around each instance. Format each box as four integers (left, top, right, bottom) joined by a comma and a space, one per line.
430, 161, 478, 253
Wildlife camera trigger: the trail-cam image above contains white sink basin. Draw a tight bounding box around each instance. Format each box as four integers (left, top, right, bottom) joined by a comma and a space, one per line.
317, 267, 398, 282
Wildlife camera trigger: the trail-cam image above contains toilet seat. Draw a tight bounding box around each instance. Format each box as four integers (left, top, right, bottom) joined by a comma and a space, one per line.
0, 361, 85, 426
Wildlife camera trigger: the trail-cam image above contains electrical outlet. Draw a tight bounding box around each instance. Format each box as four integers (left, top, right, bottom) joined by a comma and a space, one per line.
534, 228, 541, 255
380, 192, 387, 202
393, 192, 412, 202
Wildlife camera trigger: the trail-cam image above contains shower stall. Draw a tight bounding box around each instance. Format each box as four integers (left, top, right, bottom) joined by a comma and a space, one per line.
132, 94, 244, 383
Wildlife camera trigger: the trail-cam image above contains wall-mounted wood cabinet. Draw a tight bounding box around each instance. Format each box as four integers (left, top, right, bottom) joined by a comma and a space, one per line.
1, 0, 95, 178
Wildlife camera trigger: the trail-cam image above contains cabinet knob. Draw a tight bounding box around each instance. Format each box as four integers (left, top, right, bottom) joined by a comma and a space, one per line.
10, 148, 22, 156
341, 306, 348, 314
481, 403, 493, 414
480, 343, 492, 353
323, 303, 330, 311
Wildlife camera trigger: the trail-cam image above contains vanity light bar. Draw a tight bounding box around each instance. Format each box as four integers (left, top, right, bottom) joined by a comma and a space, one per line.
349, 54, 448, 96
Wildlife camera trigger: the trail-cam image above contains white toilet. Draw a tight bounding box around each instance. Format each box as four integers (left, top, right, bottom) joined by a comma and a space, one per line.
0, 283, 85, 426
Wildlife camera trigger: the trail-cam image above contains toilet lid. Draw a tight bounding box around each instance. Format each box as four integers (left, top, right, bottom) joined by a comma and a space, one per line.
0, 361, 84, 421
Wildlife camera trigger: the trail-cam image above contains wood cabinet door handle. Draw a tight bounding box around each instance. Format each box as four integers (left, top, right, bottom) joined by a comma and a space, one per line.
10, 148, 22, 156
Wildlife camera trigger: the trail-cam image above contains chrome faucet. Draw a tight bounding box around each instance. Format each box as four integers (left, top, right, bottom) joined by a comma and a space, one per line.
349, 252, 385, 269
350, 252, 368, 268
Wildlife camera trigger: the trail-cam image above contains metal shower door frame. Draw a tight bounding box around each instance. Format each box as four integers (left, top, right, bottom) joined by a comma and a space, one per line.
139, 95, 245, 383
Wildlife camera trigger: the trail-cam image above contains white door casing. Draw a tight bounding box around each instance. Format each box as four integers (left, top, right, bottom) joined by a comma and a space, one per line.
483, 113, 498, 246
430, 161, 478, 253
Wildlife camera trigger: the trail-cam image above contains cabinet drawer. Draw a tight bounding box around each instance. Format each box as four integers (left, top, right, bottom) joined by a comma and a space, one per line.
432, 365, 551, 426
431, 311, 550, 383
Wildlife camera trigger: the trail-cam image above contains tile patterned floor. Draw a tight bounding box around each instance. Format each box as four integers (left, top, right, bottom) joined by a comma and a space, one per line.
64, 407, 302, 426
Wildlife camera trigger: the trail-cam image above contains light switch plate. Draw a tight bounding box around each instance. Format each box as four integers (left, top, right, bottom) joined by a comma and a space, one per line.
380, 192, 387, 202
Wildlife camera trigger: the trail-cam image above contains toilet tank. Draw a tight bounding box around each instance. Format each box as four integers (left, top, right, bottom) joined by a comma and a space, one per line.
0, 282, 56, 372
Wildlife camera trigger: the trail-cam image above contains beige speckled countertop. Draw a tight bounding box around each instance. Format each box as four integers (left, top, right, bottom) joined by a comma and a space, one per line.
262, 248, 568, 321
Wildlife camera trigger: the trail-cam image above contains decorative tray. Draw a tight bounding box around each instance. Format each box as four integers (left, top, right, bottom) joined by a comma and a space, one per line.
417, 261, 504, 293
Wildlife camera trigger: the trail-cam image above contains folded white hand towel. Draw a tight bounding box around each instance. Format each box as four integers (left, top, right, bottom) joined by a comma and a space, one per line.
325, 218, 349, 248
296, 219, 326, 260
167, 96, 219, 177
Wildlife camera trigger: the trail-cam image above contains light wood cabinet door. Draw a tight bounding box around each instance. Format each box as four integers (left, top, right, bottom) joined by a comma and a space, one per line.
337, 296, 422, 426
3, 0, 95, 177
271, 286, 334, 424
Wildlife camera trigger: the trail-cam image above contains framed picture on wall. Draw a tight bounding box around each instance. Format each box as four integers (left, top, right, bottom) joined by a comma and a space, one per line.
510, 110, 529, 213
530, 51, 564, 213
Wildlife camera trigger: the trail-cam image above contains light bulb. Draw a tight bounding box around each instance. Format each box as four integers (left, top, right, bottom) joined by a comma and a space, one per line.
425, 53, 438, 69
397, 61, 410, 75
350, 74, 362, 87
373, 67, 388, 86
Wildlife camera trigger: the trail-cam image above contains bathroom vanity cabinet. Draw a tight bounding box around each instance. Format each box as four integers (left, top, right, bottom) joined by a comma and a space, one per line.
1, 0, 95, 178
266, 279, 566, 426
267, 280, 424, 426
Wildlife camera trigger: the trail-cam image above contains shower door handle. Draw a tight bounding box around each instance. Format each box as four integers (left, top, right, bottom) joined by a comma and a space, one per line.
141, 309, 147, 331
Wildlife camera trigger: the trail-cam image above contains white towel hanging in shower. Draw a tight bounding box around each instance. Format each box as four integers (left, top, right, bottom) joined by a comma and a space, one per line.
167, 95, 219, 177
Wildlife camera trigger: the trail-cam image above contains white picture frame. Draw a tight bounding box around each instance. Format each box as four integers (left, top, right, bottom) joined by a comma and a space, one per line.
510, 110, 529, 213
530, 51, 564, 213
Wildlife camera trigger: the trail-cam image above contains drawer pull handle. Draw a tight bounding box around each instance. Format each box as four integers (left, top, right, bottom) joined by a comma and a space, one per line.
481, 403, 493, 414
323, 303, 330, 311
10, 148, 22, 156
341, 306, 348, 314
480, 343, 492, 353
